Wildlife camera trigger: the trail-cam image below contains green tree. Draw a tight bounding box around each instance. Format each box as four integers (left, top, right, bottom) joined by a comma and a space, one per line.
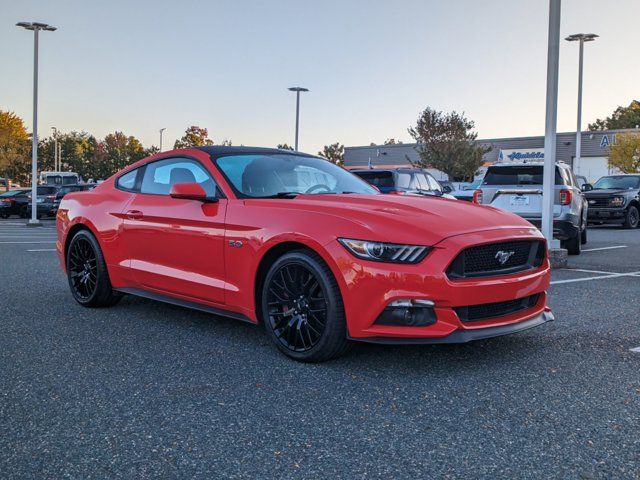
174, 126, 215, 148
102, 132, 146, 175
277, 143, 294, 150
589, 100, 640, 131
0, 110, 30, 190
608, 132, 640, 173
384, 138, 403, 145
408, 107, 490, 182
318, 143, 345, 166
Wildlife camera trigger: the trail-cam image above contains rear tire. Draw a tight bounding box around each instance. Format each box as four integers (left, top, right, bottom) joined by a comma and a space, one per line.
66, 229, 122, 308
562, 227, 581, 255
623, 206, 639, 229
260, 250, 350, 362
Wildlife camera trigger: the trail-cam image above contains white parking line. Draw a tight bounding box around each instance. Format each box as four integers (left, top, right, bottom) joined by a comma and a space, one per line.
582, 245, 627, 253
551, 270, 640, 285
630, 347, 640, 354
0, 241, 56, 244
27, 248, 57, 252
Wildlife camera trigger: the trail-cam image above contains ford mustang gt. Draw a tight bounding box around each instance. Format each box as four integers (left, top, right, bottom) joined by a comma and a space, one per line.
56, 146, 554, 361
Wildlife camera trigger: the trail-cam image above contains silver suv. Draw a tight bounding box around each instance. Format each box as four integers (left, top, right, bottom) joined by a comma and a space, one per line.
473, 162, 588, 255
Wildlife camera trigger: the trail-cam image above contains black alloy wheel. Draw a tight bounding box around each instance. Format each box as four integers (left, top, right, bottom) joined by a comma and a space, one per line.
66, 230, 122, 307
68, 235, 98, 300
261, 251, 349, 362
624, 206, 639, 229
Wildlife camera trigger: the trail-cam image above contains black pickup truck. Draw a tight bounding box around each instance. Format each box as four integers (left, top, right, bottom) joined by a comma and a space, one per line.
585, 174, 640, 228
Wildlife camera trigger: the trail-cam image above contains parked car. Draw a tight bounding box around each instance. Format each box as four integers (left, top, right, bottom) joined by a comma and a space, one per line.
584, 174, 640, 228
473, 162, 588, 254
452, 178, 483, 202
52, 184, 97, 213
57, 146, 553, 362
24, 185, 60, 218
351, 168, 456, 199
0, 189, 30, 218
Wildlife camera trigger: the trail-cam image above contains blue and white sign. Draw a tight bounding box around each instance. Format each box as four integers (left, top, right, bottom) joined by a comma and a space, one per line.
498, 148, 545, 163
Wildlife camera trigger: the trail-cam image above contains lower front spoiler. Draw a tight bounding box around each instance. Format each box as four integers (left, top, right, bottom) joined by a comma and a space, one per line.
350, 310, 555, 345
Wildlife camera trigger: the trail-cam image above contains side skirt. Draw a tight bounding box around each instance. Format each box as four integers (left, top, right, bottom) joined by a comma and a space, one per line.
115, 287, 254, 324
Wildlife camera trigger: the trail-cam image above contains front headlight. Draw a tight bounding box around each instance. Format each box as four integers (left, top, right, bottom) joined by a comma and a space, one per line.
338, 238, 431, 264
610, 196, 625, 207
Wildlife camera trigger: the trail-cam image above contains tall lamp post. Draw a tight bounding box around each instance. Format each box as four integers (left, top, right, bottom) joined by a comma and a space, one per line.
16, 21, 57, 226
51, 126, 58, 171
565, 33, 598, 175
288, 87, 309, 151
159, 127, 166, 152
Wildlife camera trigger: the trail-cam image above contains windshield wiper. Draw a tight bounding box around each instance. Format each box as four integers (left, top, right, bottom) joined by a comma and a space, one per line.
263, 192, 299, 199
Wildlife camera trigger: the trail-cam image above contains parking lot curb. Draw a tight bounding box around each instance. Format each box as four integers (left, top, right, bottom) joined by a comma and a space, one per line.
548, 247, 568, 269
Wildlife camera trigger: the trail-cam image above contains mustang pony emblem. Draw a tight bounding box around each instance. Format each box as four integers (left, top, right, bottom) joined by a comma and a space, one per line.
495, 250, 515, 265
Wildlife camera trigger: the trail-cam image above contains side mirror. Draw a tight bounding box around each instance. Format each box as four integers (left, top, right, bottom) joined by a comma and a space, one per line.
581, 183, 593, 192
170, 182, 218, 202
442, 185, 452, 194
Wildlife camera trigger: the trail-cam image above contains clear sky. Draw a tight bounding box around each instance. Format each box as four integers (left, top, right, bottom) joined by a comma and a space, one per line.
2, 0, 638, 154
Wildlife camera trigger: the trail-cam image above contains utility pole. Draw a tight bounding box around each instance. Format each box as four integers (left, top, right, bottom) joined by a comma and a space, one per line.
288, 87, 309, 151
541, 0, 561, 250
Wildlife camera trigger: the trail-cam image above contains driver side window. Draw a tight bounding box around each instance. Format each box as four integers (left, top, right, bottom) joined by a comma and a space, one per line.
140, 157, 218, 197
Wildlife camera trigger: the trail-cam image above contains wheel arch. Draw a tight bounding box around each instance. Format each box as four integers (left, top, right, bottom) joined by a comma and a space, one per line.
252, 239, 344, 325
63, 220, 100, 267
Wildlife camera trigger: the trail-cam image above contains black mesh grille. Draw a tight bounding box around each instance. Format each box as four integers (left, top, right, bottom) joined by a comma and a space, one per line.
455, 294, 540, 323
447, 240, 545, 279
587, 197, 613, 207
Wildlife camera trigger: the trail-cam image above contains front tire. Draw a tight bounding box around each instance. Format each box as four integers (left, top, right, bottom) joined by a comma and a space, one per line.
623, 206, 639, 229
66, 229, 122, 307
261, 250, 349, 362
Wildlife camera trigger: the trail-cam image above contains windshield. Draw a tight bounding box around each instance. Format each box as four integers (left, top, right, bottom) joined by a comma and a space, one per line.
483, 166, 562, 186
215, 154, 378, 198
593, 176, 640, 190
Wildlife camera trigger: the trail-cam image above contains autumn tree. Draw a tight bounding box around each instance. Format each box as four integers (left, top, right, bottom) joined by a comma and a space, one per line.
408, 107, 490, 182
318, 143, 345, 166
0, 110, 30, 190
589, 100, 640, 131
174, 126, 215, 148
608, 133, 640, 173
102, 132, 146, 174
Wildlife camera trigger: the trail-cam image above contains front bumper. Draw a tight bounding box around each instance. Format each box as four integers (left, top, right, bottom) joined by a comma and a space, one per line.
587, 207, 626, 223
327, 227, 552, 341
350, 309, 554, 344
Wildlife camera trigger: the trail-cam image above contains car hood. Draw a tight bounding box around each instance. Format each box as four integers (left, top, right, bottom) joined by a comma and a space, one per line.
586, 189, 637, 197
261, 194, 537, 246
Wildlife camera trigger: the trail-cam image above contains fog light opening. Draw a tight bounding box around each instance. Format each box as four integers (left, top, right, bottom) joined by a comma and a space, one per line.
375, 299, 436, 327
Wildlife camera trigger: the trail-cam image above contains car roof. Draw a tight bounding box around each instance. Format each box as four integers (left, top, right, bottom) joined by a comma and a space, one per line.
488, 163, 564, 168
195, 146, 316, 158
351, 168, 428, 174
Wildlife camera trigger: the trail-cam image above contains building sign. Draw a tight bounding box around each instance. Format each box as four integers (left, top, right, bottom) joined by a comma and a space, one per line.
599, 134, 616, 148
497, 148, 545, 163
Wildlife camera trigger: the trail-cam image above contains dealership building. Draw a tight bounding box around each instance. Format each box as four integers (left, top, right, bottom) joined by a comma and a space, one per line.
344, 128, 637, 183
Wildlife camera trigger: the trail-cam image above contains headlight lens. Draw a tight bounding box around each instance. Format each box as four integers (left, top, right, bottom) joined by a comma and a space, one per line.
338, 238, 431, 264
610, 196, 625, 207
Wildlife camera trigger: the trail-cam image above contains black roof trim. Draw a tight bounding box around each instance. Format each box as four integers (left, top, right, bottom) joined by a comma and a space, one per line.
195, 146, 317, 157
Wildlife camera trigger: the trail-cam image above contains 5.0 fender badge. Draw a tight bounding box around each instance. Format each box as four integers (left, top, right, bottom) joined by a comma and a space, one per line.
229, 240, 244, 248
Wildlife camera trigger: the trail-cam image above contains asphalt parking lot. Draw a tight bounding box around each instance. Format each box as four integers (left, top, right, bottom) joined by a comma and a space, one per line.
1, 219, 639, 479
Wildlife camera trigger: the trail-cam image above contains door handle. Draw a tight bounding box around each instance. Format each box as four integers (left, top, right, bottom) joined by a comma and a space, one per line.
126, 209, 143, 220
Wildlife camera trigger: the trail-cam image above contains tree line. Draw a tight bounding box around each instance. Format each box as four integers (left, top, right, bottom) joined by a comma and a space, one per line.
2, 100, 639, 189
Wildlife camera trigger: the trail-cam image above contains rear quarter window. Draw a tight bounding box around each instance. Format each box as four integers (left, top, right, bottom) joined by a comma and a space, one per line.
117, 169, 138, 191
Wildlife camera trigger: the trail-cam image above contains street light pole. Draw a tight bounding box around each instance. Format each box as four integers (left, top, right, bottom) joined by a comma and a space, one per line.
541, 0, 561, 248
565, 33, 598, 175
288, 87, 309, 151
51, 126, 58, 171
159, 128, 166, 152
16, 22, 57, 226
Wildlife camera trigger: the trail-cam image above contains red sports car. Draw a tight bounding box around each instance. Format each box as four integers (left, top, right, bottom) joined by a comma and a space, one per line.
56, 147, 553, 361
